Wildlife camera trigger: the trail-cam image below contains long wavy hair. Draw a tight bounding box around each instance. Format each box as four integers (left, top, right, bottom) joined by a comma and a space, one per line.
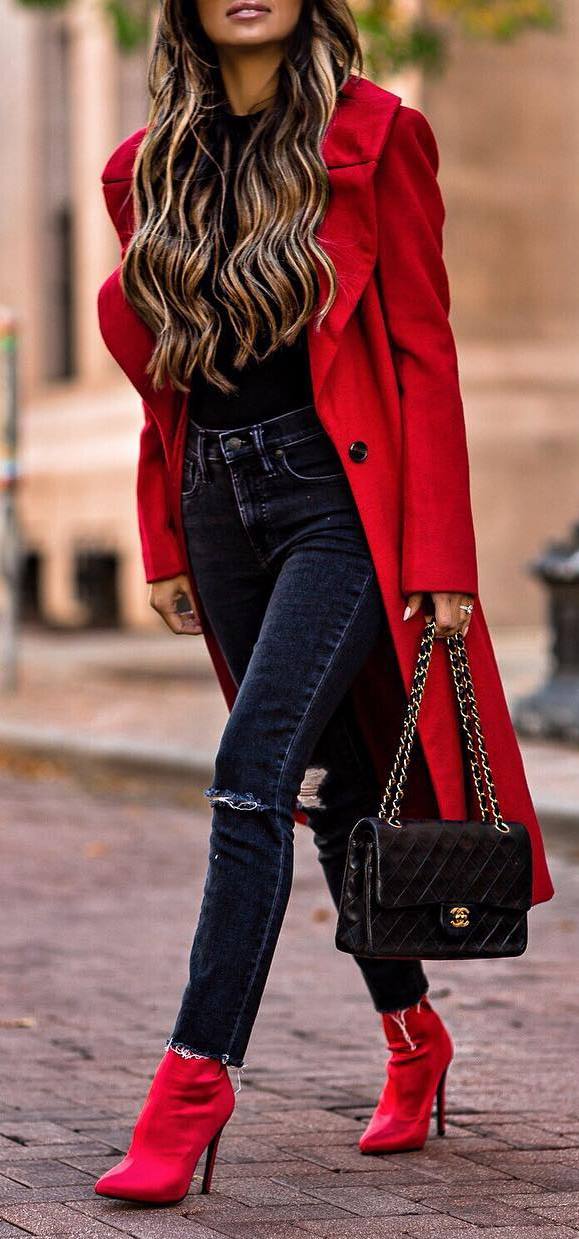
121, 0, 363, 394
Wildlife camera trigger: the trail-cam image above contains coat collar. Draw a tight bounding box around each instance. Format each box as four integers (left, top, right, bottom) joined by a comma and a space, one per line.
325, 73, 401, 167
98, 74, 401, 429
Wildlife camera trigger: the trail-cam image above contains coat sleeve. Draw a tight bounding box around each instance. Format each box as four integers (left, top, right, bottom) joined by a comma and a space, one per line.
100, 136, 187, 585
136, 401, 188, 584
375, 105, 478, 598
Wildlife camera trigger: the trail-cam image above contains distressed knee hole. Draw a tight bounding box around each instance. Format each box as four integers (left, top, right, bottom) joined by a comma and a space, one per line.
296, 765, 329, 812
203, 785, 272, 812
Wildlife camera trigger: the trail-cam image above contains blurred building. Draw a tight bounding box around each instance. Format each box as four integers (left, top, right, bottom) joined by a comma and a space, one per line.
422, 5, 579, 626
1, 0, 151, 627
1, 0, 577, 629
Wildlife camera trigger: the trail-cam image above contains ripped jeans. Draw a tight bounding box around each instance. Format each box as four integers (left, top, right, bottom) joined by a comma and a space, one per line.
167, 402, 428, 1068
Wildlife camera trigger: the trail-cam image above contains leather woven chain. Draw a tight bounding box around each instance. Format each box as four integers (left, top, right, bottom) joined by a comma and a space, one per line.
377, 617, 509, 833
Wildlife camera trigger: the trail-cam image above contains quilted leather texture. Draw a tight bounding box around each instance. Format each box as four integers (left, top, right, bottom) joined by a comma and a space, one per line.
335, 816, 532, 960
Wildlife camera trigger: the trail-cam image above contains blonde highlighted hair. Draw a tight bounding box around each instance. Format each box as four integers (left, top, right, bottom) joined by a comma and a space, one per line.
121, 0, 363, 393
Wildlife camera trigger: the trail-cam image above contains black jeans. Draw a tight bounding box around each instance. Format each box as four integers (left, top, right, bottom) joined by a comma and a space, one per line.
168, 402, 428, 1068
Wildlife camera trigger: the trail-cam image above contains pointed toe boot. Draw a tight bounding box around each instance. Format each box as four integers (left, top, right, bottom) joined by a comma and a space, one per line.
359, 996, 453, 1155
94, 1049, 235, 1203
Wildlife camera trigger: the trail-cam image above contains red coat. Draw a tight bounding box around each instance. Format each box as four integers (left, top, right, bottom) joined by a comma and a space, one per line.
97, 73, 554, 907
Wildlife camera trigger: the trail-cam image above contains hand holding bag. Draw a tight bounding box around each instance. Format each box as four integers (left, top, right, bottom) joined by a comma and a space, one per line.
335, 618, 533, 961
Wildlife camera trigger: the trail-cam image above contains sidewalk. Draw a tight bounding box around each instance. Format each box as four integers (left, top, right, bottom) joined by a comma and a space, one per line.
0, 765, 578, 1238
0, 624, 577, 822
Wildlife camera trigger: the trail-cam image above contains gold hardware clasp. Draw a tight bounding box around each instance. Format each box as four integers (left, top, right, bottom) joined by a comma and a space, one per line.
449, 905, 470, 928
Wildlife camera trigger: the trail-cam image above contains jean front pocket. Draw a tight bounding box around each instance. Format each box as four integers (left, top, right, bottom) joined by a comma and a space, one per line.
181, 449, 202, 500
275, 430, 345, 483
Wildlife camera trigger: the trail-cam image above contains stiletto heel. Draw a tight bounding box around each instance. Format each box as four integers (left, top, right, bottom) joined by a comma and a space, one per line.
201, 1124, 224, 1194
436, 1066, 448, 1136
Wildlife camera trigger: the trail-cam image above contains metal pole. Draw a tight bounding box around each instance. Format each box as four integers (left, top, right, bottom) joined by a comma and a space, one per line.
514, 522, 579, 743
0, 306, 20, 692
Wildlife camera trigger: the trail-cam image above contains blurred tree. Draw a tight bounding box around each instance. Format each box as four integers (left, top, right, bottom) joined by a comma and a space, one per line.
14, 0, 559, 61
355, 0, 558, 79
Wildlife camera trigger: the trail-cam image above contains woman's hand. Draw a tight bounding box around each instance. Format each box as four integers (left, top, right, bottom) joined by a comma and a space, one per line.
403, 591, 474, 639
149, 574, 203, 635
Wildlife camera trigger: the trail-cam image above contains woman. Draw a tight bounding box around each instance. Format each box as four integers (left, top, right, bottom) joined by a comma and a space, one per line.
94, 0, 554, 1207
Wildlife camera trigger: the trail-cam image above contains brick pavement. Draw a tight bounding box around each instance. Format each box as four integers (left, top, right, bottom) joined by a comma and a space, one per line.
0, 769, 578, 1238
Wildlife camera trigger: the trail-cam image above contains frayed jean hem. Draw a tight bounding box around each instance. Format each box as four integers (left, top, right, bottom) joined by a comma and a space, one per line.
164, 1036, 246, 1070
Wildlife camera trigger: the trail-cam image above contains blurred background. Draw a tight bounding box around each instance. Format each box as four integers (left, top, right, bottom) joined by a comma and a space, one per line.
0, 0, 577, 798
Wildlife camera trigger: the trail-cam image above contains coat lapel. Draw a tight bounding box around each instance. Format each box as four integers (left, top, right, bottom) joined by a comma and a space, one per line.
307, 77, 401, 404
98, 75, 402, 432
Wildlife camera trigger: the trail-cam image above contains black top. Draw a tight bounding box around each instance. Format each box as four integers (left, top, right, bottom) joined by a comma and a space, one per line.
187, 107, 315, 431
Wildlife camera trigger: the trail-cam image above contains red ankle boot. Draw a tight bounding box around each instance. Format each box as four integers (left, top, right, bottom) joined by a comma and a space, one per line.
94, 1049, 235, 1203
359, 996, 453, 1154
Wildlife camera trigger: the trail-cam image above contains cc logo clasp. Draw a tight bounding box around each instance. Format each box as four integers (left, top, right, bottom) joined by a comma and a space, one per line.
449, 905, 470, 928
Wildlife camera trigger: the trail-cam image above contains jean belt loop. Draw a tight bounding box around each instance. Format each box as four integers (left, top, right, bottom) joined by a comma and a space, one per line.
250, 423, 275, 475
196, 429, 208, 482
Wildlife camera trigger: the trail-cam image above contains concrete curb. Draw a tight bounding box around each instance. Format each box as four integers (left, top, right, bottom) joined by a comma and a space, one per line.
0, 723, 213, 802
0, 720, 577, 826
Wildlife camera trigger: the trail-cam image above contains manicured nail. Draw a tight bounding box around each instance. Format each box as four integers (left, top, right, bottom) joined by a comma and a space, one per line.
464, 624, 470, 637
403, 606, 412, 622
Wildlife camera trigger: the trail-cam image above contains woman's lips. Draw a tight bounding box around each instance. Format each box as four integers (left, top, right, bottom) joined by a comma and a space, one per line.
226, 2, 270, 19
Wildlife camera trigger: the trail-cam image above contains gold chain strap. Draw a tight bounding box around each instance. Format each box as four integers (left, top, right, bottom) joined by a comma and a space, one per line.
447, 635, 507, 830
377, 618, 437, 824
377, 617, 509, 833
445, 635, 492, 822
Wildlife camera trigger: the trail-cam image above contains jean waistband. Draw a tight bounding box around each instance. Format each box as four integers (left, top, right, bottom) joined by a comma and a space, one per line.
185, 402, 324, 463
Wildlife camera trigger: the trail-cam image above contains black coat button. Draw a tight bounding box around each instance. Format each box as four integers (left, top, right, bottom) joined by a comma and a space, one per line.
348, 440, 368, 463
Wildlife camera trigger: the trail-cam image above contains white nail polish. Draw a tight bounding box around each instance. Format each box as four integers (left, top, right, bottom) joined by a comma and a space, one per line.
403, 606, 412, 622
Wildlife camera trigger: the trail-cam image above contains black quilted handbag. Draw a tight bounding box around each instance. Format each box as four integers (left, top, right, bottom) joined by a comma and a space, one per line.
335, 618, 533, 961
